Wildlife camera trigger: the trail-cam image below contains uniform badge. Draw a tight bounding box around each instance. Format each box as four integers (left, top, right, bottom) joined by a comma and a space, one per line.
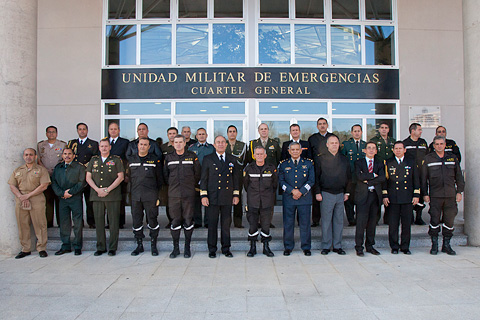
15, 172, 21, 177
269, 145, 274, 149
285, 167, 291, 170
302, 165, 307, 169
229, 162, 234, 167
40, 147, 45, 153
93, 160, 98, 168
106, 161, 115, 166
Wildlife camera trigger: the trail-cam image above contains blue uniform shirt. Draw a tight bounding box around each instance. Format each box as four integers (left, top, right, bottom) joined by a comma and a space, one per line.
278, 157, 315, 206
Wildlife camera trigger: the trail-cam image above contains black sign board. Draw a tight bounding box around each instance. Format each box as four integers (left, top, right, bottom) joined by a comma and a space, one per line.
102, 67, 399, 100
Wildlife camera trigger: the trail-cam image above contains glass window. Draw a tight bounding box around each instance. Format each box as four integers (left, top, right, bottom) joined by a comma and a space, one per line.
260, 0, 289, 18
296, 0, 324, 18
105, 102, 171, 115
214, 0, 243, 18
332, 118, 362, 143
295, 25, 327, 64
140, 119, 172, 141
258, 24, 291, 64
108, 0, 136, 19
143, 0, 170, 18
297, 121, 321, 141
331, 25, 361, 65
259, 102, 327, 114
332, 103, 396, 115
105, 119, 136, 140
365, 26, 394, 65
332, 0, 359, 19
176, 24, 208, 64
214, 120, 244, 141
366, 119, 396, 140
263, 121, 290, 145
213, 24, 245, 64
176, 102, 245, 114
141, 25, 172, 64
177, 121, 208, 140
179, 0, 207, 18
106, 25, 136, 65
366, 0, 392, 20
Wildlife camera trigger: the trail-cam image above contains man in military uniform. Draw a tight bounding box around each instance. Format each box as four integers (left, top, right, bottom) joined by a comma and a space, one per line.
370, 121, 396, 224
126, 123, 163, 162
51, 148, 86, 256
341, 124, 366, 226
281, 124, 311, 160
8, 148, 50, 259
428, 126, 461, 163
316, 136, 352, 256
67, 122, 99, 229
182, 126, 197, 147
383, 141, 420, 255
129, 138, 163, 256
279, 142, 315, 256
86, 139, 125, 256
403, 123, 428, 225
107, 122, 130, 229
164, 135, 201, 258
190, 128, 215, 228
354, 142, 386, 256
243, 146, 278, 257
200, 135, 240, 258
308, 118, 335, 227
422, 136, 464, 255
37, 125, 66, 227
226, 125, 246, 228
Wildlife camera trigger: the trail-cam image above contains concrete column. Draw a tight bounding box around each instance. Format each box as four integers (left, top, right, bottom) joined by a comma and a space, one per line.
463, 0, 480, 246
0, 1, 38, 254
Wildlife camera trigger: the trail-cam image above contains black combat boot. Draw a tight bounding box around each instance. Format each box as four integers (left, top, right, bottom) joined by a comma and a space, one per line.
263, 242, 274, 257
441, 236, 456, 255
184, 228, 193, 258
131, 238, 144, 256
247, 240, 256, 257
169, 229, 181, 259
151, 237, 158, 256
430, 236, 438, 255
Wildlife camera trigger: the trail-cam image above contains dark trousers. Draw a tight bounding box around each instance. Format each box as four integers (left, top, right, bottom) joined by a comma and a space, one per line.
83, 186, 95, 227
131, 200, 159, 239
44, 185, 60, 227
344, 191, 356, 224
58, 198, 83, 250
194, 192, 209, 226
247, 207, 272, 242
312, 198, 321, 224
355, 192, 379, 251
207, 204, 232, 253
428, 197, 457, 237
283, 204, 311, 251
388, 203, 412, 250
233, 191, 243, 227
170, 197, 194, 229
93, 201, 120, 251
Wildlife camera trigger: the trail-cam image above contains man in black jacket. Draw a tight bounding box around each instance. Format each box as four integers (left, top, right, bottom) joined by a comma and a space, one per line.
126, 123, 163, 162
281, 124, 311, 160
354, 142, 386, 256
428, 126, 461, 163
200, 136, 240, 258
383, 141, 420, 255
164, 135, 201, 258
129, 138, 163, 256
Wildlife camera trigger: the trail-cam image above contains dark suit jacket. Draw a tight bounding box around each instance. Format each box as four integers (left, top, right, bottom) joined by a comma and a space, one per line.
109, 137, 129, 161
281, 140, 311, 160
354, 157, 386, 207
67, 138, 99, 165
382, 157, 420, 204
200, 153, 240, 206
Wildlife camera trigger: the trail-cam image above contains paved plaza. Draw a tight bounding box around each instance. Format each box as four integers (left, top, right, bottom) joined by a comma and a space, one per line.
1, 245, 479, 320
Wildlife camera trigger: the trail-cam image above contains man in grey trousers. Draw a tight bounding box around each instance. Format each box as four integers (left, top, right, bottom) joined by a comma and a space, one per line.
315, 136, 353, 255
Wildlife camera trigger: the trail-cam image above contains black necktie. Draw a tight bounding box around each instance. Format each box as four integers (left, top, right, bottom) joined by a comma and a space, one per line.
80, 140, 83, 145
220, 154, 224, 162
111, 139, 115, 146
356, 141, 359, 151
294, 160, 298, 166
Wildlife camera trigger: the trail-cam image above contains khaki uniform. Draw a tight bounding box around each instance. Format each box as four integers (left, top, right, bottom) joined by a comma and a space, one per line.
8, 164, 51, 252
37, 139, 66, 227
86, 155, 124, 252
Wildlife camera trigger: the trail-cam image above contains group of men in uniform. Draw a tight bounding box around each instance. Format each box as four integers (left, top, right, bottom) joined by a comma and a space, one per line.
7, 118, 464, 259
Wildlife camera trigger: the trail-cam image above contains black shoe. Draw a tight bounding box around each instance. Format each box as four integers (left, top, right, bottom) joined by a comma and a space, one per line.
74, 249, 82, 255
194, 224, 202, 229
204, 224, 208, 228
108, 250, 116, 256
333, 248, 346, 255
366, 248, 380, 255
303, 250, 311, 256
55, 249, 71, 255
415, 219, 426, 226
321, 249, 330, 255
270, 223, 275, 228
39, 251, 48, 258
208, 252, 216, 258
283, 249, 291, 256
94, 250, 106, 256
311, 222, 319, 227
15, 251, 31, 259
391, 249, 399, 254
223, 251, 233, 258
401, 249, 411, 255
356, 250, 364, 257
